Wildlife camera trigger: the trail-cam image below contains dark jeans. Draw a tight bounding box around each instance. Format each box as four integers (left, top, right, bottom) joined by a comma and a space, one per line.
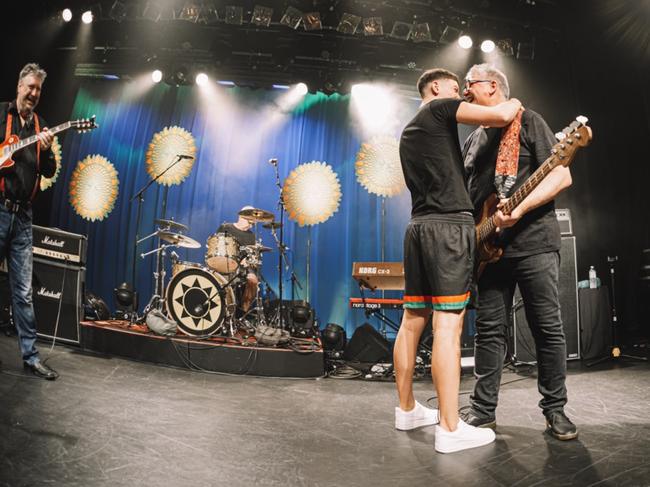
0, 205, 40, 365
470, 251, 567, 417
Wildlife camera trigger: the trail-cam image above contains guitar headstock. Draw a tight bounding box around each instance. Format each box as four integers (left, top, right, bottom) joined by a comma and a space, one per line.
551, 116, 592, 167
71, 115, 98, 133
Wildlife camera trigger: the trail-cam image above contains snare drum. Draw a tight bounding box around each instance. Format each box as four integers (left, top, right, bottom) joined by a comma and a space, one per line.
206, 232, 240, 274
166, 267, 236, 336
171, 261, 202, 276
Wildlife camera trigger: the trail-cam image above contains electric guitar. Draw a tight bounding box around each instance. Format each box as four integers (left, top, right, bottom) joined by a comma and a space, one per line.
475, 116, 592, 277
0, 115, 98, 176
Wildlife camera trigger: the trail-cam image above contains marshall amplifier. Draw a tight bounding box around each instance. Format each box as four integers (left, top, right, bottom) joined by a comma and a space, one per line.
32, 225, 88, 266
555, 209, 573, 236
32, 257, 85, 344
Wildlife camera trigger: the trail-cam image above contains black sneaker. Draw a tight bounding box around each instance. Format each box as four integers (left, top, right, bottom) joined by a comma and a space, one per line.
545, 410, 578, 440
459, 409, 497, 430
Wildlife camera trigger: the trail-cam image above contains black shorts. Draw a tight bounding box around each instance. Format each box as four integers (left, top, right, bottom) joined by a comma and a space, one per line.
403, 212, 475, 311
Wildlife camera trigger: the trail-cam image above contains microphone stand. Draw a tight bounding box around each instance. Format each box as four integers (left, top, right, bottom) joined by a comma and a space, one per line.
130, 155, 186, 306
271, 158, 287, 330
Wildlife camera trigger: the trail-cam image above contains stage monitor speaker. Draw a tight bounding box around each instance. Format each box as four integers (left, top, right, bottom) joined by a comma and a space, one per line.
513, 236, 580, 363
344, 323, 391, 363
32, 257, 85, 344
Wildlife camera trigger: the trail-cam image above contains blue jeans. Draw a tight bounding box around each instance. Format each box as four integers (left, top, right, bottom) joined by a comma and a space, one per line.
0, 205, 40, 365
470, 251, 568, 417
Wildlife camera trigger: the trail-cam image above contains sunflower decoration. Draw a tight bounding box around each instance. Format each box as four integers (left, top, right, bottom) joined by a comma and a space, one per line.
355, 135, 406, 197
69, 154, 119, 222
145, 126, 196, 186
40, 136, 62, 191
282, 161, 342, 227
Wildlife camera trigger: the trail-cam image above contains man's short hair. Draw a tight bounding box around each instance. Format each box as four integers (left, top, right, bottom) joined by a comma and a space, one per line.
416, 68, 459, 98
466, 63, 509, 99
18, 63, 47, 84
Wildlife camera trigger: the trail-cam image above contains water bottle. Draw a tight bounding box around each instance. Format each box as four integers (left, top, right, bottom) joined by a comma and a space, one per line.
589, 266, 597, 289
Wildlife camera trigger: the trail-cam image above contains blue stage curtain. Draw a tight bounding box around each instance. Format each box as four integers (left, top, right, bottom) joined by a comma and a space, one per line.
50, 80, 420, 339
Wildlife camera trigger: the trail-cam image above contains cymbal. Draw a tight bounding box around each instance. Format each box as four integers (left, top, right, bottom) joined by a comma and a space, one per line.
238, 207, 275, 223
155, 219, 188, 232
243, 243, 273, 253
158, 231, 201, 249
263, 221, 283, 230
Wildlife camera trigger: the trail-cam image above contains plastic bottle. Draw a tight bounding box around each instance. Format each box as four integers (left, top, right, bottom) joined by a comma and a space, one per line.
589, 266, 597, 289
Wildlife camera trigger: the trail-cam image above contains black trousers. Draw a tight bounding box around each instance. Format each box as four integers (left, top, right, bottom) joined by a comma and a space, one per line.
470, 251, 568, 417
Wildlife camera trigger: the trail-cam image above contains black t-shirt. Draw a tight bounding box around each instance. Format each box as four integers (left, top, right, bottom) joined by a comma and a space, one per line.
0, 101, 56, 201
216, 223, 256, 246
463, 109, 561, 258
399, 98, 473, 217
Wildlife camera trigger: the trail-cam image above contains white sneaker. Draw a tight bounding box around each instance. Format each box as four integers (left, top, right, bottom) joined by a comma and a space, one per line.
395, 401, 439, 430
434, 419, 496, 453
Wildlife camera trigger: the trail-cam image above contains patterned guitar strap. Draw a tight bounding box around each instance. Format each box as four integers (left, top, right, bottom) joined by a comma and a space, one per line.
494, 110, 522, 199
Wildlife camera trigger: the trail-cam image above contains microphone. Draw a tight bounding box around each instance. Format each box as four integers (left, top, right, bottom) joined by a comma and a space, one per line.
177, 154, 194, 160
268, 158, 278, 166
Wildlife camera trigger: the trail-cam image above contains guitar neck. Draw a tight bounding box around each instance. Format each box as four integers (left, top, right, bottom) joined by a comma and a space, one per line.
9, 121, 71, 152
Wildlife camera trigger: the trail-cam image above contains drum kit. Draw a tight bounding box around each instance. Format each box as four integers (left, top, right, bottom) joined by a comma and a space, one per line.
138, 207, 282, 338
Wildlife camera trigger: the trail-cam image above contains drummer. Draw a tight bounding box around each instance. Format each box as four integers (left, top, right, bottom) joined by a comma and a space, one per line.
216, 206, 258, 312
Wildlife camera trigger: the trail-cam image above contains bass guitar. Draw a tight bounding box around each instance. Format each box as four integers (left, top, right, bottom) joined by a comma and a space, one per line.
0, 115, 98, 176
475, 116, 592, 276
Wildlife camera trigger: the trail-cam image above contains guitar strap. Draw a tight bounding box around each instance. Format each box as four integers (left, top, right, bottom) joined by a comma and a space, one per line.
1, 111, 42, 201
494, 109, 522, 198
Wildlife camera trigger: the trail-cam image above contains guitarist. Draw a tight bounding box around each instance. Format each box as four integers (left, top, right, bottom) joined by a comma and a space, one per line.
460, 63, 576, 440
0, 63, 58, 380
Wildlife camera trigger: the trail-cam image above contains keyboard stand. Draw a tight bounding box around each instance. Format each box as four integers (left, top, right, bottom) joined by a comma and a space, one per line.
358, 284, 401, 338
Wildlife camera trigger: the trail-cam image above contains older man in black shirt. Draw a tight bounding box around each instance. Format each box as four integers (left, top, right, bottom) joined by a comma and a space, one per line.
461, 63, 577, 440
0, 63, 58, 380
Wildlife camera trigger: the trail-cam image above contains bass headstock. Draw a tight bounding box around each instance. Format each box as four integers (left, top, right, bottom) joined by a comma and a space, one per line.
551, 116, 592, 167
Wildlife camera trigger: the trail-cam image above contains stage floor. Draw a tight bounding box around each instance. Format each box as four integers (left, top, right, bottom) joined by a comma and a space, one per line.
1, 334, 649, 487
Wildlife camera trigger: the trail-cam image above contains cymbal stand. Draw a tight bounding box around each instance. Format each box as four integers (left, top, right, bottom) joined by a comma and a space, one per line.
140, 242, 174, 316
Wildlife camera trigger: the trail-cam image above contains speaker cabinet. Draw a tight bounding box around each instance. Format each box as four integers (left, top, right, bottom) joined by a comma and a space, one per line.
513, 236, 580, 362
344, 323, 391, 363
32, 257, 85, 344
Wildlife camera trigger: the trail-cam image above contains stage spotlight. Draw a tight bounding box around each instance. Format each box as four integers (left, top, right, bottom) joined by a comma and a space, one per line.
280, 6, 303, 29
302, 12, 322, 31
151, 69, 163, 83
322, 323, 346, 351
481, 39, 496, 53
251, 5, 273, 27
288, 301, 316, 337
295, 82, 308, 95
62, 8, 73, 22
179, 1, 201, 22
497, 38, 514, 56
337, 13, 361, 34
516, 40, 536, 60
390, 21, 413, 41
458, 35, 473, 49
363, 17, 383, 36
411, 22, 432, 43
225, 5, 243, 25
440, 25, 462, 44
195, 72, 209, 86
114, 282, 137, 321
109, 1, 127, 22
81, 10, 94, 24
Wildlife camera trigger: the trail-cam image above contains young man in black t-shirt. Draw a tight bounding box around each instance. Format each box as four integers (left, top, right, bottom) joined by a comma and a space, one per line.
460, 63, 577, 441
394, 68, 522, 453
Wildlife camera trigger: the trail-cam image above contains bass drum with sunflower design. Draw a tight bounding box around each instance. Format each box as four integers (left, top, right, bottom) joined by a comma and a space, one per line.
166, 267, 236, 336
